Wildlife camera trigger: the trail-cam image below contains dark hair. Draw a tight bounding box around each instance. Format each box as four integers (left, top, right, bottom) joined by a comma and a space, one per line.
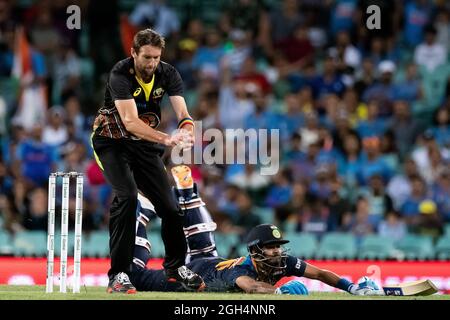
133, 29, 165, 53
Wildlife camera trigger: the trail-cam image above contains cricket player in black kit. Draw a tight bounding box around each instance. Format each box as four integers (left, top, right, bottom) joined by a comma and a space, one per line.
91, 28, 204, 293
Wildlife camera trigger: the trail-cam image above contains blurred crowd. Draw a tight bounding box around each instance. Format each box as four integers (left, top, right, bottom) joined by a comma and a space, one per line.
0, 0, 449, 246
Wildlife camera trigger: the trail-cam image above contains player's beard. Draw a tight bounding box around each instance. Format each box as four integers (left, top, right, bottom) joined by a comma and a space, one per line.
137, 64, 156, 82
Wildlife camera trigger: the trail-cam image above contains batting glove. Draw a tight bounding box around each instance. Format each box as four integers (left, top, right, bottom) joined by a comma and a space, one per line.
275, 280, 309, 295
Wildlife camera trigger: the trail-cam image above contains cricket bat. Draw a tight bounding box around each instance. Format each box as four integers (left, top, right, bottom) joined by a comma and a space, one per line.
383, 279, 438, 296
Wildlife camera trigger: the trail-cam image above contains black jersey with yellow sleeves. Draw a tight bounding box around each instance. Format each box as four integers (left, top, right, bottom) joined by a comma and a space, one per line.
93, 57, 183, 139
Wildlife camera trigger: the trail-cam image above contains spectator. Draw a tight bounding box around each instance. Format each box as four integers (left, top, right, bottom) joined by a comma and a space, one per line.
431, 168, 450, 223
412, 130, 450, 185
232, 192, 261, 238
349, 196, 374, 243
329, 0, 358, 37
228, 164, 270, 204
192, 28, 225, 82
388, 99, 422, 159
387, 158, 420, 210
299, 111, 320, 152
420, 142, 447, 186
355, 136, 392, 186
414, 199, 443, 240
378, 211, 407, 243
275, 24, 314, 73
15, 124, 59, 188
326, 177, 352, 231
267, 0, 304, 45
290, 141, 320, 183
220, 0, 267, 39
400, 175, 429, 227
174, 39, 197, 90
328, 30, 361, 78
64, 95, 87, 141
278, 93, 305, 142
379, 130, 400, 173
337, 132, 361, 194
341, 87, 365, 127
264, 168, 292, 209
275, 181, 307, 227
358, 174, 394, 229
22, 187, 47, 231
362, 37, 399, 67
42, 106, 68, 148
298, 193, 329, 237
244, 87, 277, 132
51, 40, 81, 104
310, 55, 346, 99
392, 63, 422, 104
309, 164, 332, 201
414, 24, 447, 73
221, 29, 253, 76
434, 9, 450, 48
403, 0, 433, 47
218, 67, 254, 130
353, 57, 376, 99
283, 132, 305, 165
362, 60, 396, 117
235, 56, 272, 96
430, 108, 450, 147
217, 184, 241, 220
356, 100, 388, 138
129, 0, 180, 37
28, 6, 60, 57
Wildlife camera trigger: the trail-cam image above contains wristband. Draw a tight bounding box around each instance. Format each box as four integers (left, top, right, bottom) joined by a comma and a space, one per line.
177, 117, 194, 129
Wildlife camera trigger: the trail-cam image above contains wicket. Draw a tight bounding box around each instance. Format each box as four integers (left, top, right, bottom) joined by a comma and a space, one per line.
46, 172, 84, 293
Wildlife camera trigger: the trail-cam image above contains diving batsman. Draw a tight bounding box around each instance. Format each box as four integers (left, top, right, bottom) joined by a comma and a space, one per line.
129, 165, 383, 295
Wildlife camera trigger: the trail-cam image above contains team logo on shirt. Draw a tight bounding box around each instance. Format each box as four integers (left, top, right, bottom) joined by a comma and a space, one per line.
133, 87, 142, 97
139, 112, 160, 128
153, 87, 164, 99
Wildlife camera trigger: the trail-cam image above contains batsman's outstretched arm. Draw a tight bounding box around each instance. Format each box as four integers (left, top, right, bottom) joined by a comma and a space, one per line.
235, 276, 277, 294
303, 263, 344, 289
302, 262, 382, 295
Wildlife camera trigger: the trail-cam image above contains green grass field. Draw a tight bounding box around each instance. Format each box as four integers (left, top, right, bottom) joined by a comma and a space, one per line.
0, 285, 449, 300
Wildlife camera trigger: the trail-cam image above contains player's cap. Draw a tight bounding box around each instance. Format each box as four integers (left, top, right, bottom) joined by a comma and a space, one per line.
246, 224, 289, 249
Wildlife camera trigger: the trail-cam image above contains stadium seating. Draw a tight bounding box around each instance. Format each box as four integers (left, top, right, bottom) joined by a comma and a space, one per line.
235, 244, 249, 257
395, 234, 434, 260
147, 231, 166, 258
444, 223, 450, 237
253, 207, 275, 225
282, 220, 298, 233
214, 232, 240, 258
357, 235, 395, 260
284, 232, 318, 259
0, 230, 13, 255
435, 236, 450, 260
12, 231, 47, 257
315, 232, 357, 260
54, 231, 75, 257
82, 230, 110, 258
